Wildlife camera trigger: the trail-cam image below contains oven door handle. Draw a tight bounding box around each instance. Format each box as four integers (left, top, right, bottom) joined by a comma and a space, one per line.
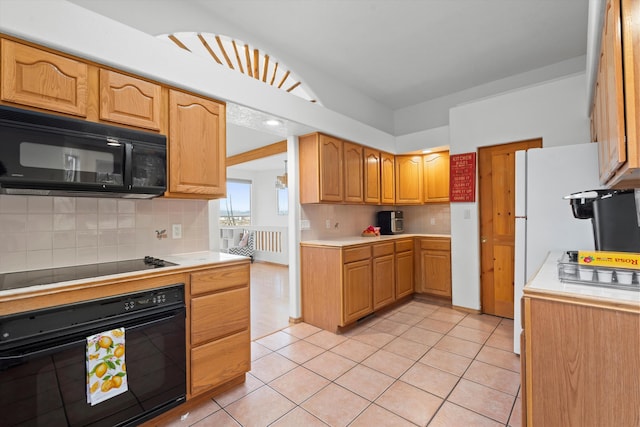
0, 308, 184, 363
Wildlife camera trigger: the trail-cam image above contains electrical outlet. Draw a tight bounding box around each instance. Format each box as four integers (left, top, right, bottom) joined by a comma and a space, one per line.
172, 223, 182, 239
430, 218, 436, 225
300, 219, 311, 230
325, 219, 331, 229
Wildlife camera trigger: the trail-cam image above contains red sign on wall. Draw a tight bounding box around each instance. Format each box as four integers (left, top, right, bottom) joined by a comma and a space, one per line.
449, 152, 476, 202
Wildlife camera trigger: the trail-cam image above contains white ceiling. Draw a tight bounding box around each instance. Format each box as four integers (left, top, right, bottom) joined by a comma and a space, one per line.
68, 0, 590, 171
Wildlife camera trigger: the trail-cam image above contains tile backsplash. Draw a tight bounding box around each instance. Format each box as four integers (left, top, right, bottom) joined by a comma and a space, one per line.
301, 203, 451, 240
0, 195, 208, 272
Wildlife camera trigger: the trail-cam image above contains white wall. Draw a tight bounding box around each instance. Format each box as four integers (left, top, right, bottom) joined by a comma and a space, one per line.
448, 73, 590, 310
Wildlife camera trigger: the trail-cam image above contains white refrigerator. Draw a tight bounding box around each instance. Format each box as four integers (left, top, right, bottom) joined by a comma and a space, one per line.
513, 143, 602, 354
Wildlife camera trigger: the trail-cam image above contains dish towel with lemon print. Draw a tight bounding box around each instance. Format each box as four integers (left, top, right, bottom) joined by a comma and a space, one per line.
86, 328, 127, 405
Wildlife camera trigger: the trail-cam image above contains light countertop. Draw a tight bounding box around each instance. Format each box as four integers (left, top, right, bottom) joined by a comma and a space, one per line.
525, 251, 640, 307
301, 233, 450, 247
0, 251, 247, 299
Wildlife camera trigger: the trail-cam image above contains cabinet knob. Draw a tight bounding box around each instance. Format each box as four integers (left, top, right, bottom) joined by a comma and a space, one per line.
481, 237, 487, 243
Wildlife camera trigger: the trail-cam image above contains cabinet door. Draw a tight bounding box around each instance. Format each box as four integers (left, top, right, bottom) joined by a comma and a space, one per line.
319, 134, 344, 202
423, 152, 450, 203
343, 141, 364, 203
395, 249, 414, 299
342, 259, 373, 324
599, 0, 626, 182
373, 254, 395, 310
1, 39, 88, 116
364, 148, 381, 204
395, 155, 423, 204
99, 69, 162, 130
168, 90, 226, 197
420, 249, 452, 297
381, 152, 395, 204
191, 329, 250, 397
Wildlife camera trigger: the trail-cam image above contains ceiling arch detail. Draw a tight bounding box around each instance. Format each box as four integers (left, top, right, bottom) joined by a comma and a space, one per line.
157, 32, 320, 104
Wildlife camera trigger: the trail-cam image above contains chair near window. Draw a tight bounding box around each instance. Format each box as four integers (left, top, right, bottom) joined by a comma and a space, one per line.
227, 229, 255, 263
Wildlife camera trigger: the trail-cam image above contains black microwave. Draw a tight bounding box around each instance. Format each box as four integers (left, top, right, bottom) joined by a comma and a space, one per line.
0, 105, 167, 198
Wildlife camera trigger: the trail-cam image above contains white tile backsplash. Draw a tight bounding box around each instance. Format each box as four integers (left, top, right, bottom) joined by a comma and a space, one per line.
0, 195, 209, 273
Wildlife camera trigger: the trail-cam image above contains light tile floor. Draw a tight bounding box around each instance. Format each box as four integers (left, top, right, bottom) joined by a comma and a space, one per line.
166, 299, 522, 426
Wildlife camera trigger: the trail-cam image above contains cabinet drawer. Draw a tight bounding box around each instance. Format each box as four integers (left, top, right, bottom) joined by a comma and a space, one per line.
420, 238, 450, 251
395, 239, 414, 253
343, 245, 371, 263
191, 264, 249, 295
191, 287, 249, 346
190, 329, 250, 396
372, 242, 394, 257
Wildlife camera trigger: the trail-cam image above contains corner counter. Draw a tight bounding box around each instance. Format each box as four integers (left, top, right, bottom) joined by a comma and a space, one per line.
521, 251, 640, 426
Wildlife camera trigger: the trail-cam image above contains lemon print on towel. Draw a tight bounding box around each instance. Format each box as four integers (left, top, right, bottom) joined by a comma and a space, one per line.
86, 327, 128, 406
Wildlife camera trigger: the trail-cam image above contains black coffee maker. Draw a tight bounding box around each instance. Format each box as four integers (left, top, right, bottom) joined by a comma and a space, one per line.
566, 189, 640, 252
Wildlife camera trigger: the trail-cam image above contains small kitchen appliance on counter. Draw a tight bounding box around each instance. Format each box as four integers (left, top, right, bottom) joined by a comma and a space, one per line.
566, 189, 640, 252
376, 210, 404, 235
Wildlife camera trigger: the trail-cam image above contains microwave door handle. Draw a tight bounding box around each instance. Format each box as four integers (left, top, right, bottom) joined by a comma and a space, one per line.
124, 142, 133, 189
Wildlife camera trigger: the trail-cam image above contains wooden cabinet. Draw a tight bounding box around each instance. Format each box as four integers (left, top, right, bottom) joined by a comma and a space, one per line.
372, 242, 395, 309
299, 133, 344, 203
591, 0, 640, 187
1, 39, 88, 116
417, 237, 452, 298
301, 239, 416, 332
99, 69, 162, 130
189, 263, 251, 397
394, 239, 414, 299
522, 292, 639, 426
343, 141, 364, 203
381, 152, 396, 204
364, 148, 382, 204
167, 89, 226, 198
395, 155, 423, 204
423, 151, 450, 203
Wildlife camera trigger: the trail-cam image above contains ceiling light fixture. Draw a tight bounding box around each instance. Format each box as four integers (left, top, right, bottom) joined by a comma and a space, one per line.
422, 149, 432, 154
264, 119, 282, 126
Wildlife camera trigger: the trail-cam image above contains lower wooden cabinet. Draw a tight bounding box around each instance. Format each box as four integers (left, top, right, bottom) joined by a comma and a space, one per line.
417, 237, 451, 298
301, 240, 415, 332
189, 262, 250, 398
395, 239, 414, 299
522, 293, 640, 426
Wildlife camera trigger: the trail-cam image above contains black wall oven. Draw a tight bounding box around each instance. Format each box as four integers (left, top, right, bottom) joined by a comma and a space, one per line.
0, 284, 186, 426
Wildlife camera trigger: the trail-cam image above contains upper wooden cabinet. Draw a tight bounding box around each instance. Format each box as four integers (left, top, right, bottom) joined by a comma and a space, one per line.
299, 133, 344, 203
1, 39, 88, 117
99, 69, 162, 130
343, 141, 364, 203
364, 148, 381, 204
591, 0, 640, 187
381, 152, 396, 204
423, 151, 450, 203
167, 90, 226, 198
395, 155, 423, 204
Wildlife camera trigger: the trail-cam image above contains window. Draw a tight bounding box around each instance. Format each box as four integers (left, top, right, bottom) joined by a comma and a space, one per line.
219, 179, 251, 226
277, 188, 288, 215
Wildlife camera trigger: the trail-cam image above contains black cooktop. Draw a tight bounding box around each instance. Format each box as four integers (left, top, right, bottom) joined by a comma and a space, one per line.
0, 257, 177, 291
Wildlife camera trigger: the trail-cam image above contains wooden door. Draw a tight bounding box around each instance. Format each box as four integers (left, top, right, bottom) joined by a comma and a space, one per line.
318, 134, 343, 202
343, 141, 364, 203
364, 148, 381, 204
423, 151, 450, 203
342, 259, 373, 324
479, 139, 541, 318
395, 155, 423, 204
381, 152, 395, 204
99, 69, 162, 130
168, 90, 226, 197
1, 39, 88, 116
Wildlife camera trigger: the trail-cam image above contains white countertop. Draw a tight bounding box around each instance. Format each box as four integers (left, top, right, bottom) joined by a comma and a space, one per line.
301, 233, 450, 247
525, 251, 640, 305
0, 251, 247, 298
